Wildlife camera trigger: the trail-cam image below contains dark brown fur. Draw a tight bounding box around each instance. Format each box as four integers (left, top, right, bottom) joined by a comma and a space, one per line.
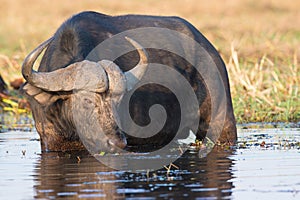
24, 11, 237, 152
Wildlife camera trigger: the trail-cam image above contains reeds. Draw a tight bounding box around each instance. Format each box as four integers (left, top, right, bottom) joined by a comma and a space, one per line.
0, 96, 33, 132
227, 44, 299, 122
0, 54, 23, 83
0, 54, 32, 131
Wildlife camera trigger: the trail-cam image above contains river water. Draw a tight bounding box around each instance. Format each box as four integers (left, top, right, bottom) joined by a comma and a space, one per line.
0, 126, 300, 199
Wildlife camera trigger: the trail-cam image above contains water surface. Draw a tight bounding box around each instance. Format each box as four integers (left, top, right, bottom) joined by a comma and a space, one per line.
0, 126, 299, 199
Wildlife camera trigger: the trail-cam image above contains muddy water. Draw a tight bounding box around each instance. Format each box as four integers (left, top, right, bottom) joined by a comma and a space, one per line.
0, 127, 300, 199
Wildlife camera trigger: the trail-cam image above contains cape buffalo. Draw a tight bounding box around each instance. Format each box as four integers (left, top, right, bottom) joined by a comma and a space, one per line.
21, 11, 237, 153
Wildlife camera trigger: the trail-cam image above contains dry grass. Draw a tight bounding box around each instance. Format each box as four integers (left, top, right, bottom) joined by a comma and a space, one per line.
228, 46, 299, 122
0, 0, 299, 122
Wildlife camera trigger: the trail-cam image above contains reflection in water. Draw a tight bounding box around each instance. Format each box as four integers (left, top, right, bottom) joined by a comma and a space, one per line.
33, 147, 234, 199
34, 152, 124, 199
2, 128, 300, 199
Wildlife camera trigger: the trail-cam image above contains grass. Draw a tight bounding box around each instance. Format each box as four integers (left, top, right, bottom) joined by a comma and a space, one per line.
0, 0, 299, 123
228, 46, 299, 122
0, 96, 33, 131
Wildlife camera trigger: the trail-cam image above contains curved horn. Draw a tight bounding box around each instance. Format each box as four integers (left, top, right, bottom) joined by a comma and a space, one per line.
22, 37, 54, 82
124, 37, 148, 91
27, 60, 108, 92
22, 36, 148, 93
22, 38, 108, 93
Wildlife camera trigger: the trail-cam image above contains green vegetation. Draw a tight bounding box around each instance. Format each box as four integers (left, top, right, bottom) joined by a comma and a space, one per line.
228, 49, 299, 122
0, 96, 33, 131
0, 0, 299, 123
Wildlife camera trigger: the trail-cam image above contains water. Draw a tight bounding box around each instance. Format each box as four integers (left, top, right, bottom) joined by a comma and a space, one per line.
0, 127, 300, 199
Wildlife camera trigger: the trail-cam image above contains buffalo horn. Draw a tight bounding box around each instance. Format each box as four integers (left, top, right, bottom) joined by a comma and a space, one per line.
124, 37, 148, 91
22, 36, 148, 92
22, 38, 108, 92
22, 37, 53, 82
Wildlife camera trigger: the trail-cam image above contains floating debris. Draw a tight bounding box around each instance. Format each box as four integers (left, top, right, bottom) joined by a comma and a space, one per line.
237, 128, 300, 150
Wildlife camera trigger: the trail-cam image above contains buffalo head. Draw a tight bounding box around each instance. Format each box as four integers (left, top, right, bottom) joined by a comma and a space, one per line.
22, 37, 148, 153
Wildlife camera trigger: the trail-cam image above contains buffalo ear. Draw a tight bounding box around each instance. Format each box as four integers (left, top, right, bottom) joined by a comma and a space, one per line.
21, 83, 65, 106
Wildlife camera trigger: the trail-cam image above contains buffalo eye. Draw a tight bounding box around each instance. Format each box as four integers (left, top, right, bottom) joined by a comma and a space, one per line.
84, 98, 93, 104
82, 97, 95, 109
